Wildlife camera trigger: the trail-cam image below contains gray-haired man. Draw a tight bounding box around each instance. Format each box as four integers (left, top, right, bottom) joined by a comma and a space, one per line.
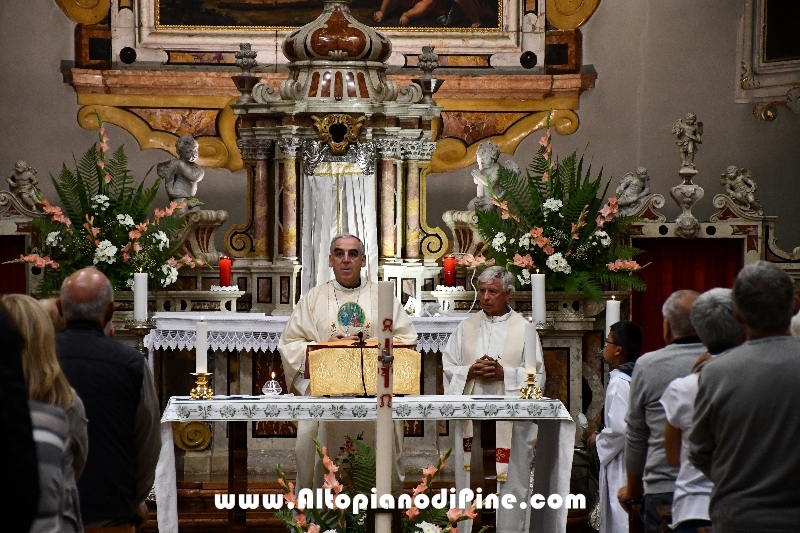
442, 266, 546, 533
618, 290, 705, 533
690, 261, 800, 533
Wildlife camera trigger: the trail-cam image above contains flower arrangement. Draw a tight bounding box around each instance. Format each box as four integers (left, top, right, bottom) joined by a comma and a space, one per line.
13, 112, 206, 295
474, 125, 646, 300
275, 439, 485, 533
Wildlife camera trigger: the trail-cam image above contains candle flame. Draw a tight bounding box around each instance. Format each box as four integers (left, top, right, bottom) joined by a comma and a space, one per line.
271, 372, 275, 379
611, 295, 616, 300
536, 268, 540, 274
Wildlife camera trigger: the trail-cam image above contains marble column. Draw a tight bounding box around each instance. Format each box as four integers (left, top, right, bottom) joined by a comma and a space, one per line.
277, 138, 301, 260
402, 142, 423, 260
377, 140, 399, 259
253, 140, 272, 257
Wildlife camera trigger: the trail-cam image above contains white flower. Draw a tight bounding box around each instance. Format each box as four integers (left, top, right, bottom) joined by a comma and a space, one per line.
517, 269, 532, 286
546, 252, 571, 274
45, 231, 61, 247
594, 230, 611, 247
125, 277, 134, 288
161, 264, 179, 286
491, 232, 507, 252
518, 233, 532, 250
93, 240, 117, 265
117, 213, 135, 227
542, 198, 563, 214
418, 522, 441, 533
153, 230, 170, 251
91, 194, 110, 211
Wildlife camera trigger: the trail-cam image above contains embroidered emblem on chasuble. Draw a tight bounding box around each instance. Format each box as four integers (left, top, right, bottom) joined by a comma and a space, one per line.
338, 301, 367, 330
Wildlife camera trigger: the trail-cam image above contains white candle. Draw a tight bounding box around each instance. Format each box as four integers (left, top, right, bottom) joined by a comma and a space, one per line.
524, 322, 540, 374
375, 281, 394, 533
133, 272, 148, 322
531, 271, 546, 325
195, 318, 208, 374
606, 297, 621, 339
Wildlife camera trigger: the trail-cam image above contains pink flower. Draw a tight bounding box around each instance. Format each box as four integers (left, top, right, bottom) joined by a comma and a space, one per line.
542, 170, 549, 182
513, 253, 534, 269
412, 482, 427, 498
99, 141, 109, 153
97, 160, 105, 169
295, 513, 307, 527
136, 222, 148, 232
19, 254, 59, 270
129, 229, 141, 240
133, 242, 142, 253
322, 472, 343, 496
530, 227, 543, 238
104, 172, 111, 184
343, 438, 355, 455
307, 525, 320, 533
538, 129, 551, 147
607, 259, 642, 272
543, 245, 555, 256
167, 257, 179, 268
422, 465, 438, 479
464, 505, 478, 519
596, 197, 619, 228
41, 199, 72, 226
406, 507, 420, 520
447, 508, 463, 523
322, 454, 339, 474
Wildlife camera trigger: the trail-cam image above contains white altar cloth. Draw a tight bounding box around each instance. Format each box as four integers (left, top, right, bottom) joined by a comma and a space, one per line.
145, 313, 467, 354
155, 395, 576, 533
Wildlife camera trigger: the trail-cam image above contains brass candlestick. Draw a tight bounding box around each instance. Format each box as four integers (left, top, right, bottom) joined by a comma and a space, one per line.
124, 319, 156, 358
520, 372, 543, 399
190, 372, 213, 400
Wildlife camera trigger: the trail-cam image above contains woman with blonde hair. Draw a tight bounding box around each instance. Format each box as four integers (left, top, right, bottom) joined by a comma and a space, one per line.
1, 294, 88, 533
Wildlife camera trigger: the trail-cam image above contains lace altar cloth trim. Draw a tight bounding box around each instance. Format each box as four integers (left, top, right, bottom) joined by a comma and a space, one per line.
161, 395, 570, 423
144, 315, 468, 353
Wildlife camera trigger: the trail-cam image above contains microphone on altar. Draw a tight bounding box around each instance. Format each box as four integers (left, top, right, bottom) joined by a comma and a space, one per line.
358, 331, 368, 397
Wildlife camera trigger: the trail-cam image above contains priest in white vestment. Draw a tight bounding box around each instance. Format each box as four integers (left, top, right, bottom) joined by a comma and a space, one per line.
278, 234, 417, 491
442, 266, 546, 533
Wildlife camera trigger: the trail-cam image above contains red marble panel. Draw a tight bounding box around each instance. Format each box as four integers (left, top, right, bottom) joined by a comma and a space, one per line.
441, 111, 529, 145
127, 108, 218, 136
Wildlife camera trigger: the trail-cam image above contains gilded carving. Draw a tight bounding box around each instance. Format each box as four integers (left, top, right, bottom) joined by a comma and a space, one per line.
546, 0, 601, 29
172, 421, 212, 451
54, 0, 110, 24
430, 109, 579, 173
77, 105, 238, 170
311, 114, 366, 156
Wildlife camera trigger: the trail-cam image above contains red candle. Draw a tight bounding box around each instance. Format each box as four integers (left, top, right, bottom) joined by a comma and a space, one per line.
443, 255, 456, 287
219, 256, 232, 286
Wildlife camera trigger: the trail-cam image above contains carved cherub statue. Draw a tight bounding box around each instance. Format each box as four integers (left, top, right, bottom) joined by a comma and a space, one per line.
157, 135, 204, 211
7, 160, 41, 210
720, 165, 762, 214
616, 167, 651, 215
671, 113, 703, 169
467, 140, 520, 211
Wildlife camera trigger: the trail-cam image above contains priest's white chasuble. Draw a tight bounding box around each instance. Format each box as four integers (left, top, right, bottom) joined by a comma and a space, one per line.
301, 162, 379, 295
278, 278, 416, 491
442, 310, 546, 533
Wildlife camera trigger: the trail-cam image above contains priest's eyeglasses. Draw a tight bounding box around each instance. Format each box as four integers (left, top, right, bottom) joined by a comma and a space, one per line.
604, 338, 619, 346
332, 249, 363, 260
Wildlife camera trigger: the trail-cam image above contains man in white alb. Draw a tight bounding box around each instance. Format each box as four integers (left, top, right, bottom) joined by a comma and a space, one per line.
278, 234, 417, 491
442, 266, 546, 533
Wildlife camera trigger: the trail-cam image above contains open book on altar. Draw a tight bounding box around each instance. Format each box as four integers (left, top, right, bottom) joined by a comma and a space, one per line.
304, 340, 421, 396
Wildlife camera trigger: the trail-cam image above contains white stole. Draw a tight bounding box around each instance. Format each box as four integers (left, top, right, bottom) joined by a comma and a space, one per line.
460, 311, 527, 482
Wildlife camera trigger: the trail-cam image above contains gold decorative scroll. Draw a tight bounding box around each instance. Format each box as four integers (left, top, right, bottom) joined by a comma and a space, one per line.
431, 109, 579, 173
55, 0, 111, 24
308, 347, 421, 396
546, 0, 602, 30
172, 421, 212, 451
311, 114, 366, 156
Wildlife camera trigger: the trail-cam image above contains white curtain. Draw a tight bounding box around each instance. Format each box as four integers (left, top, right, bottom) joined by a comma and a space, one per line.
301, 161, 378, 294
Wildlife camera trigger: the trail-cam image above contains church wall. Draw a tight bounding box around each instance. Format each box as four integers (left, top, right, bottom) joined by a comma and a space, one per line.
2, 0, 800, 261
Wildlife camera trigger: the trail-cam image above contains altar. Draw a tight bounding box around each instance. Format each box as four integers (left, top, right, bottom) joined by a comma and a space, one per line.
155, 395, 576, 533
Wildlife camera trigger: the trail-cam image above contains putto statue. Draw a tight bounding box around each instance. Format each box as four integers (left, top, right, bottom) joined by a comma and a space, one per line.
671, 113, 703, 169
7, 160, 41, 211
468, 140, 520, 211
157, 135, 204, 210
720, 165, 763, 215
616, 167, 651, 215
